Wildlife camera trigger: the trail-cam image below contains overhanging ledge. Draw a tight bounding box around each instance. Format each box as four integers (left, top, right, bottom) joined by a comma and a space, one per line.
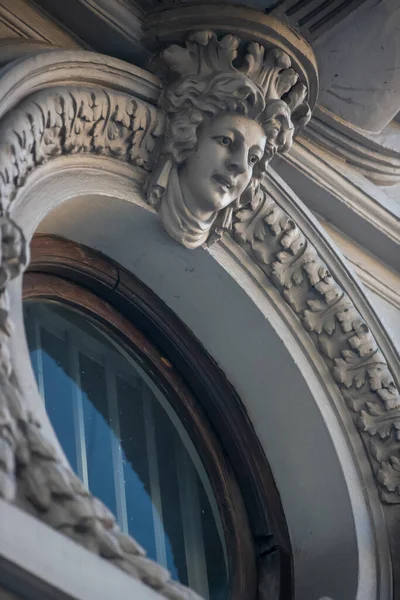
0, 499, 165, 600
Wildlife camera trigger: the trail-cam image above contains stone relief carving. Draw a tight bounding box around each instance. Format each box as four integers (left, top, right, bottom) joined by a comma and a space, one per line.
146, 31, 310, 248
0, 86, 164, 214
233, 183, 400, 503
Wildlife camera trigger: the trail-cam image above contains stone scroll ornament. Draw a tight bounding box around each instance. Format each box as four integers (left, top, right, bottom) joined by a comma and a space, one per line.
147, 32, 400, 503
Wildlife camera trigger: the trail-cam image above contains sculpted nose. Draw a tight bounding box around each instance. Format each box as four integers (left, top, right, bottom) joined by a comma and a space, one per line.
227, 147, 247, 175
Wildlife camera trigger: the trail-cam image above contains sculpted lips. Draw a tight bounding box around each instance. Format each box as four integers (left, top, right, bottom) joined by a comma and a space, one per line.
212, 173, 234, 190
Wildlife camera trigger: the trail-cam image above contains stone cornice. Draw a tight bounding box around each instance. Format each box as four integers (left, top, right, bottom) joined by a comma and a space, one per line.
32, 0, 149, 64
0, 0, 83, 49
144, 4, 319, 111
320, 217, 400, 313
53, 0, 370, 46
0, 49, 162, 120
303, 106, 400, 186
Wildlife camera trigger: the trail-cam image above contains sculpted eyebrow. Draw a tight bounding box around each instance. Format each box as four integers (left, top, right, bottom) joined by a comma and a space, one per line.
213, 128, 238, 138
250, 145, 263, 154
213, 127, 244, 141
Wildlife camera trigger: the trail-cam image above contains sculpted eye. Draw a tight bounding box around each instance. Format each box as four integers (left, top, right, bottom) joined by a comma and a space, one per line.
249, 154, 260, 166
217, 136, 233, 147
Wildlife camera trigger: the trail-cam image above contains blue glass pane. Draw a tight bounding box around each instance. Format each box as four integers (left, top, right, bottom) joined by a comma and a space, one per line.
153, 394, 188, 583
35, 327, 79, 474
116, 376, 158, 562
31, 330, 77, 471
80, 353, 117, 518
23, 300, 229, 599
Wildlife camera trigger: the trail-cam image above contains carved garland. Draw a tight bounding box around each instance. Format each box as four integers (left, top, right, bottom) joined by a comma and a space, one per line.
233, 185, 400, 503
0, 87, 199, 600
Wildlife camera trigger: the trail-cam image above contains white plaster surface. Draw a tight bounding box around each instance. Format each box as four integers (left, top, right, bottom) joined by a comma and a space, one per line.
315, 0, 400, 133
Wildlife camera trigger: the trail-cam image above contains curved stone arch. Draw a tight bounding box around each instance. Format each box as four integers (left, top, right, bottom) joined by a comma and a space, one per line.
10, 152, 388, 600
2, 73, 398, 507
234, 170, 400, 503
0, 48, 161, 119
0, 47, 399, 600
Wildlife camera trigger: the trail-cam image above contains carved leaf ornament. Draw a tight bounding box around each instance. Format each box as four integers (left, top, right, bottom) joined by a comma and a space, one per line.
0, 86, 163, 214
233, 186, 400, 502
0, 27, 399, 600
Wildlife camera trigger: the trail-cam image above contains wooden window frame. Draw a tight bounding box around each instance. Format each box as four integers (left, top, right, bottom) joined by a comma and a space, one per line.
24, 234, 293, 600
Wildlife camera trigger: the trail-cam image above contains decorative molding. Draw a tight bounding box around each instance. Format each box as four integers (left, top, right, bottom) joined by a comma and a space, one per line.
0, 221, 203, 597
0, 49, 162, 121
145, 27, 400, 503
0, 23, 397, 600
0, 86, 164, 214
0, 78, 397, 507
232, 181, 400, 503
139, 0, 367, 41
0, 498, 180, 600
303, 106, 400, 187
319, 217, 400, 312
0, 0, 83, 48
350, 262, 400, 312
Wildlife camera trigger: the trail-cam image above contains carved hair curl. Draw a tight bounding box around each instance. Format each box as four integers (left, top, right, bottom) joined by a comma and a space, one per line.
160, 72, 298, 207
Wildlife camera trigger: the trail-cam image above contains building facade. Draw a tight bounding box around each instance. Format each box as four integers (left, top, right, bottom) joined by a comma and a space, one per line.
0, 1, 399, 599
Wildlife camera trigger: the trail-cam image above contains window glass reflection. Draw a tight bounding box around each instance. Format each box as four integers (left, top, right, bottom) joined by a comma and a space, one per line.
24, 301, 229, 600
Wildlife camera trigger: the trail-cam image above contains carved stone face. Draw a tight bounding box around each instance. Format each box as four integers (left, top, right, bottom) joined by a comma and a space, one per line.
179, 114, 267, 220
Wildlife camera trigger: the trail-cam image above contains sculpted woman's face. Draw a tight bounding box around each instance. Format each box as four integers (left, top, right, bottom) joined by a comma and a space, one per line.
179, 113, 267, 220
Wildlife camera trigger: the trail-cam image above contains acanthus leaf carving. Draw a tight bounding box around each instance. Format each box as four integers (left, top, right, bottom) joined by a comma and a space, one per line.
358, 402, 400, 440
0, 87, 165, 214
378, 457, 400, 500
232, 183, 400, 502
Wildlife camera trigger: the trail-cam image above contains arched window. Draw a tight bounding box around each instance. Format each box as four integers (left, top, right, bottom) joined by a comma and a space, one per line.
23, 235, 292, 600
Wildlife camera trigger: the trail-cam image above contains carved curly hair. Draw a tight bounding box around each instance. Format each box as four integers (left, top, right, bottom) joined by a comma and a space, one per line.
158, 71, 303, 208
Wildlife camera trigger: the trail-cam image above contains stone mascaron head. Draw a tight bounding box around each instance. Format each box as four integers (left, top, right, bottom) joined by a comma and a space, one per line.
147, 31, 311, 249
